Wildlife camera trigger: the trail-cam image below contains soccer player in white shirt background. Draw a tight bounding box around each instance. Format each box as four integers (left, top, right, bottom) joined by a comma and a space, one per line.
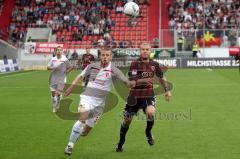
63, 48, 144, 155
47, 46, 73, 112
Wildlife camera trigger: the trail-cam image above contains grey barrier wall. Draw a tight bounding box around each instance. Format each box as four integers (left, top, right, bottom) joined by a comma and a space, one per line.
111, 58, 239, 68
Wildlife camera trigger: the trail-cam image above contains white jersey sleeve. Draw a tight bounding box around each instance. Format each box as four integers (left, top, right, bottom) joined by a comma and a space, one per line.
112, 66, 128, 83
47, 57, 54, 68
47, 57, 62, 69
80, 64, 91, 77
65, 59, 72, 69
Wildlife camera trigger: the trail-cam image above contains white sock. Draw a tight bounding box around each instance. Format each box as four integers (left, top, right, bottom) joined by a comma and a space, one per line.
51, 96, 58, 108
56, 95, 62, 109
68, 120, 84, 148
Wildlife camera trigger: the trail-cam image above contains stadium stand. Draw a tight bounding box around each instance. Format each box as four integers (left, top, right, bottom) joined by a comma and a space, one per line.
0, 0, 4, 15
166, 0, 240, 49
1, 0, 238, 49
168, 0, 240, 30
8, 0, 149, 48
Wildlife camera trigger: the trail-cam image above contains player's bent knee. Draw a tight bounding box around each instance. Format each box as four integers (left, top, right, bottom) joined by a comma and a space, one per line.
85, 118, 96, 128
79, 111, 90, 121
146, 105, 156, 114
145, 105, 156, 117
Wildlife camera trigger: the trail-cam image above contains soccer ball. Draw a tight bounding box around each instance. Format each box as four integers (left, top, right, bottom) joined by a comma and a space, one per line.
149, 52, 155, 60
123, 2, 139, 17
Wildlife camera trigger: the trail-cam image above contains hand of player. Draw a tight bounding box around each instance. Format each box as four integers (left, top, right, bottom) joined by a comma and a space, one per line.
126, 80, 136, 88
164, 91, 172, 102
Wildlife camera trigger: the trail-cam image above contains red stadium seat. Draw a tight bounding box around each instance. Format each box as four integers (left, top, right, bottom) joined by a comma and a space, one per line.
111, 13, 116, 18
93, 36, 98, 41
88, 36, 92, 41
82, 36, 88, 41
67, 32, 72, 36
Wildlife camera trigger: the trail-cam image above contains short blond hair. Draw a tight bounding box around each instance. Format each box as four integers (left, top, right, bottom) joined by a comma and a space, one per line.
100, 48, 112, 54
140, 42, 151, 48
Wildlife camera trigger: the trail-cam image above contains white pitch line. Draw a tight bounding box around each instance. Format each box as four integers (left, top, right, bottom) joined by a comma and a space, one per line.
0, 71, 40, 79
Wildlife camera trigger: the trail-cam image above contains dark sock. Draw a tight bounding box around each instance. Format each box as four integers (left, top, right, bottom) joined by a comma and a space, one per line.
119, 125, 129, 144
146, 120, 154, 136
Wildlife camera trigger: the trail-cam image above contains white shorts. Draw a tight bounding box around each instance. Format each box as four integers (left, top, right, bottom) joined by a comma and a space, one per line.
78, 95, 105, 127
49, 77, 66, 92
50, 83, 65, 92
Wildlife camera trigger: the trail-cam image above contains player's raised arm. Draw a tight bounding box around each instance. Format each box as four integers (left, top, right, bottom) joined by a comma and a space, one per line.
64, 65, 91, 96
64, 74, 83, 97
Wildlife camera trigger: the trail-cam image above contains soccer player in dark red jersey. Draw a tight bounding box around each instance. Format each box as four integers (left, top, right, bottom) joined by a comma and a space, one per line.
116, 42, 172, 152
81, 48, 95, 86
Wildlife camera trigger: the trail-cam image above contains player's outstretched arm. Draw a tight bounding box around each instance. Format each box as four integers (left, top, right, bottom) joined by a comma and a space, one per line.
113, 67, 136, 88
47, 63, 63, 71
124, 80, 136, 88
65, 66, 74, 74
64, 74, 83, 97
47, 66, 55, 70
159, 76, 172, 102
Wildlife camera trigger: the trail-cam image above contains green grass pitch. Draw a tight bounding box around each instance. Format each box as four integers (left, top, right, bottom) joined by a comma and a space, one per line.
0, 68, 240, 159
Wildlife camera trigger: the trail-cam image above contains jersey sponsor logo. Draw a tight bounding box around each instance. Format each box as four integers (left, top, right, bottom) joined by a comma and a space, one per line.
142, 72, 153, 78
105, 72, 110, 77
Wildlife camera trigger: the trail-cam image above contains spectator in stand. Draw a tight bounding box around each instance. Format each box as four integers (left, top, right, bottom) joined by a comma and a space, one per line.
152, 37, 159, 48
169, 0, 239, 30
98, 37, 105, 48
71, 50, 79, 69
116, 4, 123, 13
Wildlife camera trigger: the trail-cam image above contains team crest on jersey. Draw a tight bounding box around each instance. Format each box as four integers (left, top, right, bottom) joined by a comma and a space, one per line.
105, 72, 110, 77
151, 66, 155, 71
132, 69, 137, 75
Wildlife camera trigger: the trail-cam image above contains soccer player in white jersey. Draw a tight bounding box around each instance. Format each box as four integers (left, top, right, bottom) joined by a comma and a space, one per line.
63, 48, 150, 155
47, 46, 73, 112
